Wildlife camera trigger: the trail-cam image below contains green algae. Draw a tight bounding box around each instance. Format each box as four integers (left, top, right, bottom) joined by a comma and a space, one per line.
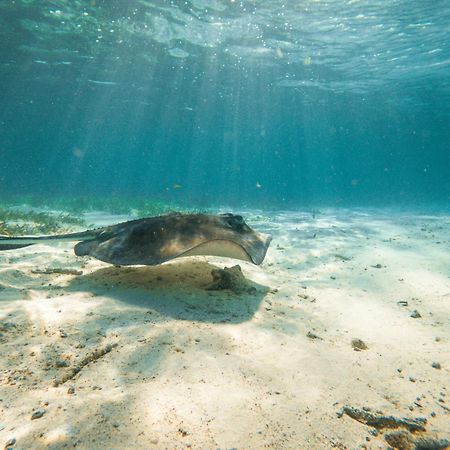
0, 208, 85, 236
1, 195, 203, 217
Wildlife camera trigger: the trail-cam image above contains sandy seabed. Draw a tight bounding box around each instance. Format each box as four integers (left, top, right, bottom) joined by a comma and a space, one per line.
0, 208, 449, 450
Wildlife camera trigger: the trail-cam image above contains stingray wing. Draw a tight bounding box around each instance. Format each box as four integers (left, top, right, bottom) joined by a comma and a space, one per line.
73, 220, 212, 265
73, 214, 272, 266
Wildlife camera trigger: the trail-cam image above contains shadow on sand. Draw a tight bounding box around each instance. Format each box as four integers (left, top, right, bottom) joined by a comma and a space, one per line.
0, 261, 270, 449
67, 259, 270, 324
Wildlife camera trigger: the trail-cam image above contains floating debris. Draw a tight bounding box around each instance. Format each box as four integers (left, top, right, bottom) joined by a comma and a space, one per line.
334, 254, 352, 261
306, 331, 323, 340
31, 268, 83, 275
87, 79, 118, 86
53, 342, 118, 386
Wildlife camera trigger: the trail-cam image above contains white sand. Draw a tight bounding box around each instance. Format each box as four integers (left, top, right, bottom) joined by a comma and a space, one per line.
0, 209, 449, 449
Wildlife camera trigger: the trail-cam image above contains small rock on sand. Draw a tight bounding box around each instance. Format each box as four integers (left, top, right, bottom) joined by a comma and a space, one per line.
351, 338, 368, 351
31, 409, 45, 420
410, 310, 422, 319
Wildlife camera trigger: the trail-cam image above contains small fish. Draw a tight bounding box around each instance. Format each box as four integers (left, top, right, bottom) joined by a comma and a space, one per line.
88, 79, 118, 86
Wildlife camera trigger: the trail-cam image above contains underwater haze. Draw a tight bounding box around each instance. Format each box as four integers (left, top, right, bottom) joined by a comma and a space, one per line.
1, 0, 450, 208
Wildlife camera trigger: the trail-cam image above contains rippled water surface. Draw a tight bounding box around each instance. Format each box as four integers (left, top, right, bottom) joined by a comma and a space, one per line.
3, 1, 450, 89
1, 1, 449, 205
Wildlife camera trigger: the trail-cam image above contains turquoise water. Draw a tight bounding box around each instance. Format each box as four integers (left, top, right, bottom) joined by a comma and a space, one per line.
1, 1, 449, 208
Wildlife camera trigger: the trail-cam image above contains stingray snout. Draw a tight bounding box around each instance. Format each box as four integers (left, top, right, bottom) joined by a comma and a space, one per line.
247, 231, 272, 265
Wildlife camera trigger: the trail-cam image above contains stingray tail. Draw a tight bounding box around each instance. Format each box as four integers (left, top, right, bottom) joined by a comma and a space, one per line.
0, 241, 34, 251
0, 229, 98, 251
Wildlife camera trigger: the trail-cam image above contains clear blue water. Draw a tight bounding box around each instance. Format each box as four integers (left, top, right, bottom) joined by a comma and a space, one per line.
1, 0, 449, 208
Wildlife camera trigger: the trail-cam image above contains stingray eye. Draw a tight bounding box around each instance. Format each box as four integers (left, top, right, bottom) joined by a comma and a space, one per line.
225, 215, 245, 229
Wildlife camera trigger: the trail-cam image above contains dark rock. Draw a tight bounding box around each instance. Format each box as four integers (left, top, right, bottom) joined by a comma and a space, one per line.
410, 310, 422, 319
206, 265, 256, 294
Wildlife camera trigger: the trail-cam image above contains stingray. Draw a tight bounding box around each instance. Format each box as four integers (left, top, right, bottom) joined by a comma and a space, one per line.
0, 213, 272, 266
